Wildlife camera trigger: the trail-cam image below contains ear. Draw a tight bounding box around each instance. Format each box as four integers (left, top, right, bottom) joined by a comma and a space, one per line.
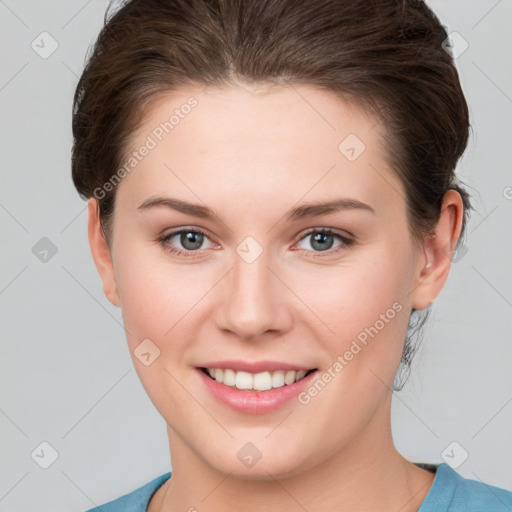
410, 190, 465, 310
87, 198, 121, 307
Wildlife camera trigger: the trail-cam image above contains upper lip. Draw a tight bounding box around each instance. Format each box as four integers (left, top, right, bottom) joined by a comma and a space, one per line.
197, 360, 316, 373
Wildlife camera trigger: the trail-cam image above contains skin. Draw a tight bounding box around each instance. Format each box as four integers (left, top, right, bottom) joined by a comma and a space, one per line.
88, 83, 463, 512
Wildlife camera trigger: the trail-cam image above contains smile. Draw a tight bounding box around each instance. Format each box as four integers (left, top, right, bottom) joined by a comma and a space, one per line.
201, 367, 316, 391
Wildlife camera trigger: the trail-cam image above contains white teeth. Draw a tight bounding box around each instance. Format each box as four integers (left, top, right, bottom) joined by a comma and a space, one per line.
204, 368, 312, 390
271, 370, 285, 388
235, 371, 253, 390
253, 371, 272, 391
223, 368, 236, 387
284, 370, 296, 385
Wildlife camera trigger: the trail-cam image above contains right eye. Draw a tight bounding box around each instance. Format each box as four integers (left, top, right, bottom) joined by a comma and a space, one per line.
157, 228, 218, 258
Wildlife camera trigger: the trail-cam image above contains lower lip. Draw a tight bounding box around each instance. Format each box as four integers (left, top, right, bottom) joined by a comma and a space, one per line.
196, 368, 318, 414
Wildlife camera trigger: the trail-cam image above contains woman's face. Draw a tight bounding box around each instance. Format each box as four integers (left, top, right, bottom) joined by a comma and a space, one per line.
92, 84, 432, 478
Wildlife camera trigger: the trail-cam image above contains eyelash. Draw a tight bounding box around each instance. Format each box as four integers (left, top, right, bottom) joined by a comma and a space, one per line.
157, 227, 355, 259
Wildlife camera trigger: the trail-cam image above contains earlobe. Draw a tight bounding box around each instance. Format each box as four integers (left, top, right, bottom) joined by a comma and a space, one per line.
410, 190, 464, 310
87, 198, 121, 307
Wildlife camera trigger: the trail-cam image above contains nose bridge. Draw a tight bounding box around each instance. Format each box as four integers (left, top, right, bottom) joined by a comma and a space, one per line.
218, 243, 289, 339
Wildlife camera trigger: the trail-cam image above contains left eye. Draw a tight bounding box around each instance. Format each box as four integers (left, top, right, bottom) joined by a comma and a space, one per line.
296, 229, 353, 254
175, 231, 205, 250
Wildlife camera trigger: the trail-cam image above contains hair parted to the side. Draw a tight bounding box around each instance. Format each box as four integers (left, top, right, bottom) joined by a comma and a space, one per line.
72, 0, 472, 390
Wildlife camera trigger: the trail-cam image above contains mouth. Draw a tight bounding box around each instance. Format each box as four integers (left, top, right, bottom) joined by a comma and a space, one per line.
199, 367, 317, 392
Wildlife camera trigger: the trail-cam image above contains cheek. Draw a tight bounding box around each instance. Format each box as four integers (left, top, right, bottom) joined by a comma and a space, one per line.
289, 248, 412, 388
289, 259, 409, 441
114, 247, 219, 354
112, 249, 205, 411
298, 257, 408, 337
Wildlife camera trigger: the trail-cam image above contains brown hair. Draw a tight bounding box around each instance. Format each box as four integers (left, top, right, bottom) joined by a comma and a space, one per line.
72, 0, 472, 390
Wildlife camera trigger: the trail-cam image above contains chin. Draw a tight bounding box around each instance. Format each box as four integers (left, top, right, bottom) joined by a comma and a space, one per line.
199, 439, 317, 481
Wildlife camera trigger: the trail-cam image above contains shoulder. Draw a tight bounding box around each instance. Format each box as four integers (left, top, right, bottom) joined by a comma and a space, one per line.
83, 472, 171, 512
419, 463, 512, 512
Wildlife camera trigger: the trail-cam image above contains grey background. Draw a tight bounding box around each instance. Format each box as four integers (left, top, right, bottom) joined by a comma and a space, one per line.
1, 0, 511, 510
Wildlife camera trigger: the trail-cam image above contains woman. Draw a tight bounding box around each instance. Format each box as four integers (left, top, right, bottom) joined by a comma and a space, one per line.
72, 0, 512, 510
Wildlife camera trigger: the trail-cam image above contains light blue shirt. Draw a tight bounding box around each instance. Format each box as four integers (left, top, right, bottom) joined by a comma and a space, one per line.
84, 463, 512, 511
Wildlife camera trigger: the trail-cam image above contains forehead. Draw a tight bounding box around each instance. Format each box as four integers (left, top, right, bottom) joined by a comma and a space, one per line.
116, 84, 405, 223
138, 83, 381, 157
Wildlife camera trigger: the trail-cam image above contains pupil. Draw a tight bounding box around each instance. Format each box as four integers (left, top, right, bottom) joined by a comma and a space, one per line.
312, 232, 333, 251
182, 231, 203, 250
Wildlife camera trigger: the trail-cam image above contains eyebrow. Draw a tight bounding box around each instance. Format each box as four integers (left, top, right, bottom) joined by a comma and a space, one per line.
137, 196, 375, 221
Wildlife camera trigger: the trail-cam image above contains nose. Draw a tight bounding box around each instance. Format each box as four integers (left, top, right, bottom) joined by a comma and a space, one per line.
215, 247, 293, 341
